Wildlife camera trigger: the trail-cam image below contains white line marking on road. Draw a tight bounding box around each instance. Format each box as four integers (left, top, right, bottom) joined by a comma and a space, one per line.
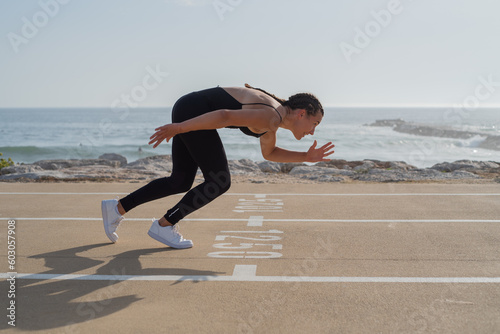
254, 194, 267, 198
0, 193, 131, 195
232, 265, 257, 278
6, 218, 500, 223
1, 192, 500, 196
220, 230, 283, 234
1, 272, 498, 283
232, 193, 500, 197
233, 210, 283, 213
247, 216, 264, 226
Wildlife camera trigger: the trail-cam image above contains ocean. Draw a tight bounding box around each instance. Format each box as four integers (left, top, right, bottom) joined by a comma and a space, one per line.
1, 107, 498, 168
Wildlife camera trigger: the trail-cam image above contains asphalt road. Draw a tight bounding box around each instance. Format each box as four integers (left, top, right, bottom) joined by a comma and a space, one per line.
1, 182, 499, 333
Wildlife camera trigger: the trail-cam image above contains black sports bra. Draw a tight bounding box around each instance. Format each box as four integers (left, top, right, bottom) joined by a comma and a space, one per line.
226, 102, 283, 138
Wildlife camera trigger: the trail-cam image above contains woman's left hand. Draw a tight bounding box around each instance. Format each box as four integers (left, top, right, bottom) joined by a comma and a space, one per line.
148, 123, 180, 148
306, 140, 335, 162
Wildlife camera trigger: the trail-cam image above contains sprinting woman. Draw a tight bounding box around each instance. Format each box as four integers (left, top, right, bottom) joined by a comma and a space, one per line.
101, 84, 334, 249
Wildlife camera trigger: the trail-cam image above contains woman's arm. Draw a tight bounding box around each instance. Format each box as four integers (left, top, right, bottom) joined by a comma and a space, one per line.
178, 108, 272, 133
260, 132, 335, 163
149, 108, 276, 148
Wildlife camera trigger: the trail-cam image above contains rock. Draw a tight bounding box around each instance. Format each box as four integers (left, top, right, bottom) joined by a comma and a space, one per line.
352, 168, 481, 182
315, 161, 335, 168
0, 171, 77, 181
317, 160, 367, 169
1, 164, 43, 175
1, 155, 497, 183
124, 155, 172, 172
34, 159, 120, 170
431, 160, 500, 172
299, 174, 346, 182
279, 162, 305, 173
388, 161, 417, 171
317, 160, 348, 168
353, 161, 376, 172
99, 153, 127, 167
288, 166, 347, 182
480, 136, 500, 151
228, 159, 262, 175
289, 166, 353, 177
257, 161, 281, 173
450, 170, 481, 179
353, 169, 408, 182
369, 119, 406, 127
290, 166, 336, 175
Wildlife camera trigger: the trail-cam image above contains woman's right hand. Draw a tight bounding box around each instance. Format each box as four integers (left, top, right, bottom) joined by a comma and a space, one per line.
148, 123, 180, 148
305, 140, 335, 162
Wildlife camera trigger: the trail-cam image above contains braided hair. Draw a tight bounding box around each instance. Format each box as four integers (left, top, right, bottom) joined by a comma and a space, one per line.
245, 83, 323, 117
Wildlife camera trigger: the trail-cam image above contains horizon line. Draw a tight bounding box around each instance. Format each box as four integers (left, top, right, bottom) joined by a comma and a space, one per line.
1, 104, 499, 109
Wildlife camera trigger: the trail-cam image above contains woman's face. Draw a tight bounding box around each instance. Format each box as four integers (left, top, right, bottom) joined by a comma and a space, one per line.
291, 109, 323, 140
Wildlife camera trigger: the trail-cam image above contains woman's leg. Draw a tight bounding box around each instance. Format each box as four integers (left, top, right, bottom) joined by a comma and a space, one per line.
119, 135, 198, 214
102, 129, 199, 244
145, 128, 230, 249
163, 128, 231, 225
119, 90, 210, 214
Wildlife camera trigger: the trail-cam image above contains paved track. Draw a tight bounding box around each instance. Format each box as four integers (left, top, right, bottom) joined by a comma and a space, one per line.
1, 182, 499, 333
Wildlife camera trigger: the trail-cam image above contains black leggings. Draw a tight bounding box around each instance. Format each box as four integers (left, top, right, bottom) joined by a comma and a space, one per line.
119, 88, 241, 224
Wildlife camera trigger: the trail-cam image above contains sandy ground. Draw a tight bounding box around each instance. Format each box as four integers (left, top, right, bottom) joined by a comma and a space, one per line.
1, 182, 499, 333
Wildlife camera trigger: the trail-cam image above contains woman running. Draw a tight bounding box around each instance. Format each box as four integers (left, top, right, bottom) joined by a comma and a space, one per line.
101, 84, 334, 249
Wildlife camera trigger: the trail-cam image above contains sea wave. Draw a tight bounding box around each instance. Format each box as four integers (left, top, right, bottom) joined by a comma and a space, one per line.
454, 135, 487, 148
2, 108, 499, 167
0, 145, 159, 164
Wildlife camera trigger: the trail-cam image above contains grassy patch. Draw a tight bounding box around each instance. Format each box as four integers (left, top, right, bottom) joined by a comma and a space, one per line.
0, 153, 14, 169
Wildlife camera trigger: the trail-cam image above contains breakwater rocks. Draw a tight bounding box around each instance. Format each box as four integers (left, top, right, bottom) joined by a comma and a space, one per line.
369, 119, 500, 151
1, 154, 499, 183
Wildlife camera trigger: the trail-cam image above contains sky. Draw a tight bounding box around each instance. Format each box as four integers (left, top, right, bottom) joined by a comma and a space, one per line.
1, 0, 500, 108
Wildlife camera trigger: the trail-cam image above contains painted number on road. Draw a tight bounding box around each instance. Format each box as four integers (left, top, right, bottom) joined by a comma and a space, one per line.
208, 229, 283, 258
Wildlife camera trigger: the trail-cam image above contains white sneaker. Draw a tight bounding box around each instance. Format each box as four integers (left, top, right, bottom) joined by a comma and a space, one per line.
148, 220, 193, 249
101, 199, 123, 243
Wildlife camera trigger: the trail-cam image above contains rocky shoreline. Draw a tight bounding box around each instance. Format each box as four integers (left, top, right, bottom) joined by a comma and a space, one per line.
1, 153, 499, 183
369, 119, 500, 151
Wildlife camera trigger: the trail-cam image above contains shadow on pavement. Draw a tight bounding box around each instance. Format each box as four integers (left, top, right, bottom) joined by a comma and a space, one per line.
1, 243, 223, 332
